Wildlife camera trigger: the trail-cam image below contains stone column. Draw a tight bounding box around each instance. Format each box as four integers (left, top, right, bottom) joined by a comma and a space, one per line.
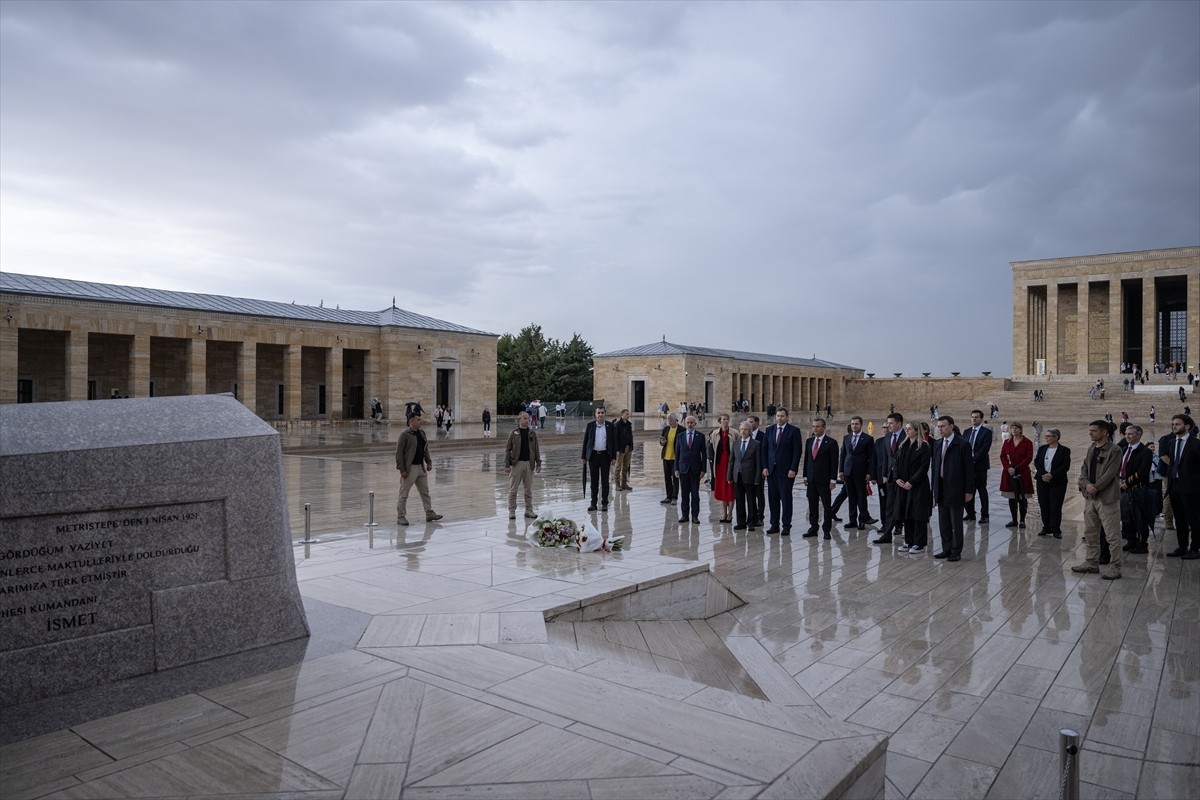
67, 324, 89, 400
1109, 280, 1123, 373
1143, 276, 1157, 368
329, 345, 343, 421
189, 337, 207, 396
1013, 278, 1029, 376
285, 343, 302, 421
131, 333, 150, 398
1045, 283, 1059, 377
0, 323, 18, 404
1077, 281, 1090, 375
1188, 271, 1200, 373
238, 340, 257, 415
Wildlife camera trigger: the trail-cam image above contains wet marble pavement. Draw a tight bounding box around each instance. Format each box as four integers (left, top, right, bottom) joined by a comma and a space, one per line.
3, 423, 1198, 800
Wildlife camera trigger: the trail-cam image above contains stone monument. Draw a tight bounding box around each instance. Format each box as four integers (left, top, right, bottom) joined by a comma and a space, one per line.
0, 394, 309, 706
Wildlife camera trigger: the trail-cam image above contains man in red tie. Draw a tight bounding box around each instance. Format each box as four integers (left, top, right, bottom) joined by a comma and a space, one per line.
803, 418, 840, 538
674, 415, 708, 524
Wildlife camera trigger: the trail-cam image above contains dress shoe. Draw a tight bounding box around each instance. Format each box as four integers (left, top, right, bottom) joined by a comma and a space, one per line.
934, 552, 948, 559
766, 527, 780, 534
679, 516, 688, 523
862, 517, 878, 525
1053, 532, 1062, 539
1037, 529, 1049, 536
734, 524, 746, 531
1071, 563, 1100, 573
660, 498, 673, 505
948, 555, 961, 562
748, 526, 756, 532
588, 504, 597, 511
781, 528, 791, 536
426, 513, 443, 522
1167, 548, 1186, 557
979, 516, 990, 523
844, 524, 860, 530
801, 530, 816, 538
1005, 521, 1018, 528
831, 515, 843, 522
1019, 522, 1026, 529
601, 503, 609, 512
873, 536, 893, 545
1183, 551, 1200, 560
692, 517, 700, 524
963, 514, 976, 521
823, 532, 831, 540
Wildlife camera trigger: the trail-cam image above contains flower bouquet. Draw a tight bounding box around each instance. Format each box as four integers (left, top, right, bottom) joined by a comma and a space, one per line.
530, 516, 581, 547
576, 518, 624, 553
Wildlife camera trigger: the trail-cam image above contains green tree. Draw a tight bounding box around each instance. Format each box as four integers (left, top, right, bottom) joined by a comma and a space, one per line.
495, 325, 594, 413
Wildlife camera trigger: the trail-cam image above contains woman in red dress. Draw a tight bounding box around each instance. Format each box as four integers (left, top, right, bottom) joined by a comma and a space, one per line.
1000, 421, 1034, 529
709, 413, 735, 523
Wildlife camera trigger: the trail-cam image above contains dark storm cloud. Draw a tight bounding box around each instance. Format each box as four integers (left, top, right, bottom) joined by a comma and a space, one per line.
2, 0, 1196, 374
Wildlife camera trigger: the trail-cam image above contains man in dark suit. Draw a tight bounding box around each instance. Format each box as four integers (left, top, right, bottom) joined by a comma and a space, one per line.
747, 415, 768, 525
931, 415, 975, 561
803, 417, 839, 539
963, 409, 993, 523
730, 420, 761, 531
1118, 425, 1153, 554
580, 406, 617, 512
839, 415, 876, 532
1161, 414, 1200, 560
674, 415, 708, 524
1033, 428, 1071, 539
871, 413, 905, 543
761, 408, 803, 534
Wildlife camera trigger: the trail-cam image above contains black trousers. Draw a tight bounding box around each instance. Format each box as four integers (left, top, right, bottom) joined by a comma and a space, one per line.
845, 473, 869, 524
938, 503, 966, 557
767, 471, 796, 530
1169, 487, 1199, 552
661, 459, 679, 500
588, 452, 611, 504
807, 481, 833, 531
967, 467, 989, 517
735, 476, 758, 527
1036, 480, 1067, 533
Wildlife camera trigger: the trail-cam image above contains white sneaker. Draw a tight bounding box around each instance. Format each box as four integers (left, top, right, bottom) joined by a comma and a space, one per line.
908, 546, 925, 554
896, 544, 910, 553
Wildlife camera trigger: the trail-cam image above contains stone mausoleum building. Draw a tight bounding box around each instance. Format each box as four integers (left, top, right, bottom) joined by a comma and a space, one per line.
1012, 246, 1199, 376
0, 273, 497, 423
592, 340, 862, 415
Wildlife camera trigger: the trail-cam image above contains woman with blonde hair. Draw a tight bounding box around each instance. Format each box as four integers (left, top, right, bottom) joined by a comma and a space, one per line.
894, 421, 932, 554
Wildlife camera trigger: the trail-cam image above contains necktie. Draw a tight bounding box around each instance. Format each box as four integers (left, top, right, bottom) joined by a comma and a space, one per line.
776, 427, 782, 445
941, 438, 949, 477
1120, 447, 1131, 479
741, 440, 747, 457
812, 438, 819, 460
687, 432, 693, 448
852, 434, 858, 449
971, 428, 977, 449
1175, 439, 1184, 478
891, 433, 899, 452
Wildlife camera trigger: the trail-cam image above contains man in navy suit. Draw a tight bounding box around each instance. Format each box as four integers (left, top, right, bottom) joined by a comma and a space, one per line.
963, 409, 993, 523
803, 418, 840, 539
871, 412, 905, 542
931, 415, 975, 561
674, 415, 708, 524
761, 408, 803, 534
839, 415, 876, 532
1161, 414, 1200, 560
580, 406, 617, 512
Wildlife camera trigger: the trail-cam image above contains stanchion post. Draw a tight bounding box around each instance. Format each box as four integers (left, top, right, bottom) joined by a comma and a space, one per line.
303, 502, 315, 543
1060, 728, 1080, 800
365, 491, 379, 528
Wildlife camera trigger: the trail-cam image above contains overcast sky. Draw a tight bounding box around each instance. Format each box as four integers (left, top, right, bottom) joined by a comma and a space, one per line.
2, 1, 1197, 375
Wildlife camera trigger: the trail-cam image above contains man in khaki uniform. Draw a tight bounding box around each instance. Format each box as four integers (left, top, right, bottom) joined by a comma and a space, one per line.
1073, 420, 1123, 580
395, 413, 443, 526
504, 411, 542, 520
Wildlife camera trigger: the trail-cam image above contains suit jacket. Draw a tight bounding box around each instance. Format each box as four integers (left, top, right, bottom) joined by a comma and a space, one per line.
803, 435, 839, 484
931, 434, 975, 505
660, 424, 682, 460
874, 430, 903, 481
762, 423, 803, 475
1117, 444, 1152, 489
965, 425, 993, 470
674, 428, 708, 474
728, 436, 761, 485
1077, 440, 1121, 503
581, 420, 618, 460
1033, 444, 1071, 486
1162, 433, 1200, 494
841, 432, 875, 477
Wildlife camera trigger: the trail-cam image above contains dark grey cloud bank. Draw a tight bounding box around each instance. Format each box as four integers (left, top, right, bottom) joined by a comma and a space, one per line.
2, 1, 1196, 375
